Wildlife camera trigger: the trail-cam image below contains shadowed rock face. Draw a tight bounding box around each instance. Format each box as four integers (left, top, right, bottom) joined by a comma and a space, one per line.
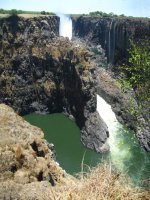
73, 16, 150, 64
0, 16, 108, 153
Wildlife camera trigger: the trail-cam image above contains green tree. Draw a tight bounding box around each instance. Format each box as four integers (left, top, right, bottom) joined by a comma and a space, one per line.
0, 9, 4, 14
119, 39, 150, 120
10, 9, 18, 16
41, 11, 46, 15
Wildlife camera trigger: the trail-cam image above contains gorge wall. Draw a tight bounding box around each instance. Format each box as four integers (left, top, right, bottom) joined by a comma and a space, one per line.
73, 16, 150, 64
73, 16, 150, 151
0, 15, 150, 152
0, 15, 108, 153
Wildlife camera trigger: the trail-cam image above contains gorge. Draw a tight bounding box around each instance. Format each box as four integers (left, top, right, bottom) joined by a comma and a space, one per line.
0, 14, 150, 198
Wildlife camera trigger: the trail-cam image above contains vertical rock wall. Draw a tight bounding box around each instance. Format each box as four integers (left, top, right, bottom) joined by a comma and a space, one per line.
0, 16, 109, 153
73, 16, 150, 64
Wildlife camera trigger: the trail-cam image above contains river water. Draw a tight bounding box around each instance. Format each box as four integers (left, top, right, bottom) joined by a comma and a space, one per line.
24, 113, 106, 174
97, 95, 150, 186
24, 95, 150, 186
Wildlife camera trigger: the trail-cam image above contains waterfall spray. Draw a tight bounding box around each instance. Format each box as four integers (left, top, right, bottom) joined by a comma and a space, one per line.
96, 94, 149, 180
57, 13, 72, 40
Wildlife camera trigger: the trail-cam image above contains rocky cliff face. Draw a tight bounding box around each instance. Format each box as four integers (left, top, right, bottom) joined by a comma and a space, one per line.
0, 104, 67, 199
96, 68, 150, 151
0, 16, 108, 153
73, 16, 150, 151
73, 16, 150, 64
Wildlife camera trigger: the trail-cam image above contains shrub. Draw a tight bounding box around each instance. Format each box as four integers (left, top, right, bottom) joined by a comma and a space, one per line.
9, 9, 18, 16
119, 39, 150, 120
41, 11, 46, 15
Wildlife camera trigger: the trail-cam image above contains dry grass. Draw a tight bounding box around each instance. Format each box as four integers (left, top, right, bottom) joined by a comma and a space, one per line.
18, 14, 49, 18
0, 14, 49, 18
52, 163, 150, 200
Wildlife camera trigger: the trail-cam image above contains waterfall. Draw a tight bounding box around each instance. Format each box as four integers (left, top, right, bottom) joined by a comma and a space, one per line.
57, 13, 72, 40
108, 20, 113, 63
96, 95, 149, 179
96, 94, 128, 170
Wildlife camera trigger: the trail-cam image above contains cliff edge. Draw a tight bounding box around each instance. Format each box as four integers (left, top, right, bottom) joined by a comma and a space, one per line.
0, 104, 67, 199
0, 16, 108, 153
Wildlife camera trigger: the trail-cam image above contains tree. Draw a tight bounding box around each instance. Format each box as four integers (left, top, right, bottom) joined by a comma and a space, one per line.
41, 11, 46, 15
10, 9, 18, 16
119, 39, 150, 120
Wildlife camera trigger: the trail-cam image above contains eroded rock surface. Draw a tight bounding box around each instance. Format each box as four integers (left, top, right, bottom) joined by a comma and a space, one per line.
73, 16, 150, 151
0, 104, 67, 199
0, 16, 108, 152
97, 68, 150, 151
73, 16, 150, 64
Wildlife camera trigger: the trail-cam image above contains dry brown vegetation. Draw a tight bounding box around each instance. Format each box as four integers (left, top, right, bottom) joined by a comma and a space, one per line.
0, 14, 47, 18
52, 163, 150, 200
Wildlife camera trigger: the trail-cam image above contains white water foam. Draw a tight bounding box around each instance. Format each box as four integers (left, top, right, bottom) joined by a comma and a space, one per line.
97, 95, 132, 171
57, 13, 72, 40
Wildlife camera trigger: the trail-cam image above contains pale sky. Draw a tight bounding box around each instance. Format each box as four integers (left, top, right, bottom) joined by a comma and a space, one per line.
0, 0, 150, 17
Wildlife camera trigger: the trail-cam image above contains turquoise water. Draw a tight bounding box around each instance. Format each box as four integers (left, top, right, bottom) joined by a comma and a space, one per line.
24, 113, 107, 175
24, 98, 150, 186
97, 95, 150, 186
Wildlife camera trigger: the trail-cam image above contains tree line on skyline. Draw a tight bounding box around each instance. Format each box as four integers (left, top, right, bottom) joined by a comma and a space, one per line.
0, 8, 55, 16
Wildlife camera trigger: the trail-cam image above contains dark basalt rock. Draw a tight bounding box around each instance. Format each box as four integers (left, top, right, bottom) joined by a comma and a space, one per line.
73, 16, 150, 152
0, 16, 109, 153
96, 67, 150, 152
73, 16, 150, 64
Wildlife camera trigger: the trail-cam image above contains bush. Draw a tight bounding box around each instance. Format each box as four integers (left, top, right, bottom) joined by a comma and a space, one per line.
10, 9, 18, 16
119, 39, 150, 120
89, 11, 119, 17
50, 163, 150, 199
41, 11, 46, 15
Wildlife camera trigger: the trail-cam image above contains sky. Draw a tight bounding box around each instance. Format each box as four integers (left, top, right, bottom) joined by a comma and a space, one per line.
0, 0, 150, 17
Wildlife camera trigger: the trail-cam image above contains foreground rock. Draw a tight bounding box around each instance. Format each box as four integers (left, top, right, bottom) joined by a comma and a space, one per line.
0, 104, 67, 199
0, 105, 149, 199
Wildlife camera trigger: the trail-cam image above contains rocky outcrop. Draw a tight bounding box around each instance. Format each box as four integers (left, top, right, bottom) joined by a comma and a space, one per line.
0, 104, 67, 199
97, 67, 150, 151
97, 68, 136, 126
0, 15, 59, 44
73, 16, 150, 151
73, 16, 150, 64
0, 16, 108, 153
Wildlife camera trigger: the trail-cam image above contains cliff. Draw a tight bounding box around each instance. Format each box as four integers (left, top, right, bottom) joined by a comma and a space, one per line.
1, 104, 149, 199
73, 16, 150, 151
73, 16, 150, 64
96, 67, 150, 151
0, 104, 67, 199
0, 16, 108, 153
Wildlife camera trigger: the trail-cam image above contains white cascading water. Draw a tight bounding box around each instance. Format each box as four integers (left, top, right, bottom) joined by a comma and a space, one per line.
55, 15, 149, 182
57, 13, 72, 40
97, 95, 150, 184
97, 95, 133, 171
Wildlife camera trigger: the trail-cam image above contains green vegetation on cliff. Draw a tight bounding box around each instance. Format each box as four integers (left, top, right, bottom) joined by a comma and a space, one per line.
119, 39, 150, 121
89, 11, 120, 17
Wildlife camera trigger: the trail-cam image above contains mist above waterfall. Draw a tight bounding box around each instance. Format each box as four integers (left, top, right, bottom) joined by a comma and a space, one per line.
57, 13, 72, 40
